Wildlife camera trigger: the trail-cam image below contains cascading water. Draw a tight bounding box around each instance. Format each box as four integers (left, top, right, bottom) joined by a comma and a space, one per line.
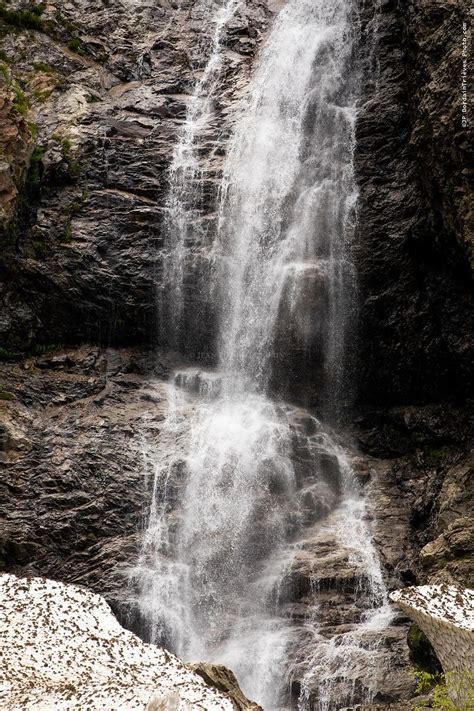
215, 0, 358, 396
159, 0, 239, 350
135, 0, 393, 708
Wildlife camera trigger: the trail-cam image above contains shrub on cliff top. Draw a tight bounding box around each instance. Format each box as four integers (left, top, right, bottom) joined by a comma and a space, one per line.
0, 3, 48, 32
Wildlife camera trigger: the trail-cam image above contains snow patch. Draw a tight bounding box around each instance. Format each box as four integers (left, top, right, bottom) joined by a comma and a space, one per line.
0, 573, 234, 710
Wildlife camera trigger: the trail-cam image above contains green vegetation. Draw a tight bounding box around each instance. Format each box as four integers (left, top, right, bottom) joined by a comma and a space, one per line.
5, 143, 47, 247
414, 670, 474, 710
28, 145, 46, 189
29, 343, 58, 356
0, 2, 50, 32
33, 86, 52, 102
408, 624, 442, 675
32, 239, 47, 258
67, 37, 85, 55
12, 83, 30, 115
61, 137, 72, 155
0, 3, 89, 58
0, 61, 8, 80
63, 191, 88, 217
33, 60, 52, 73
0, 344, 61, 361
67, 37, 80, 51
0, 390, 15, 400
0, 47, 9, 62
28, 121, 39, 139
62, 222, 73, 243
0, 348, 22, 361
52, 135, 81, 178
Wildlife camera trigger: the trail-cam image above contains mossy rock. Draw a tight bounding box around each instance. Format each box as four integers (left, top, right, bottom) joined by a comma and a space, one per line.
408, 623, 443, 674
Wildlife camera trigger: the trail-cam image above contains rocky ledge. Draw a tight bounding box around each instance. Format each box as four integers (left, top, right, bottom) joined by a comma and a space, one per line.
0, 572, 260, 710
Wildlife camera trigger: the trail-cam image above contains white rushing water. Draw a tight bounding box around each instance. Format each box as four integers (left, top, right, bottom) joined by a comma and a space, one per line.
137, 0, 392, 708
215, 0, 357, 395
159, 0, 239, 349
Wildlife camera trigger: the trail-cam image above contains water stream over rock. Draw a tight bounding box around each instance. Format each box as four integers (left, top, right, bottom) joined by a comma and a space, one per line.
136, 0, 394, 707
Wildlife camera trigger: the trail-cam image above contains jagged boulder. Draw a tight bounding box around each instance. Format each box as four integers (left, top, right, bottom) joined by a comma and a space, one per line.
190, 664, 262, 711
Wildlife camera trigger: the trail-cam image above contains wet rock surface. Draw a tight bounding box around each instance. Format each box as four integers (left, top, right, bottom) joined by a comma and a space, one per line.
1, 0, 470, 406
0, 0, 271, 352
0, 354, 472, 708
355, 0, 472, 407
190, 664, 263, 711
0, 0, 472, 708
0, 346, 171, 612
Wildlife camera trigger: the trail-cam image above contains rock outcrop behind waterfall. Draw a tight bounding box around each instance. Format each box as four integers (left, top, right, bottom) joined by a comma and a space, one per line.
0, 0, 471, 407
0, 0, 472, 708
0, 0, 270, 353
0, 572, 260, 709
355, 0, 472, 407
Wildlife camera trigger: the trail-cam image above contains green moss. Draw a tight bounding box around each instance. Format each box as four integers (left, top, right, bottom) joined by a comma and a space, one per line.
31, 3, 46, 16
0, 347, 22, 361
4, 143, 46, 249
28, 145, 46, 189
61, 137, 72, 155
0, 47, 8, 62
33, 60, 52, 73
28, 121, 38, 139
0, 61, 8, 80
33, 86, 52, 102
0, 390, 14, 400
427, 446, 451, 460
32, 239, 47, 258
67, 37, 85, 54
12, 84, 30, 115
59, 137, 80, 178
0, 3, 47, 32
62, 222, 73, 243
408, 624, 442, 675
29, 343, 58, 356
63, 198, 83, 217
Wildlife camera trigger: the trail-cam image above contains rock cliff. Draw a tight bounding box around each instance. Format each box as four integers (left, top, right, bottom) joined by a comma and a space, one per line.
0, 0, 472, 708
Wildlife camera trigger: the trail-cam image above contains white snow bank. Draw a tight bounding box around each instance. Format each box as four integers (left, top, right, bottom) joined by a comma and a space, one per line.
390, 584, 474, 685
390, 584, 474, 631
0, 573, 234, 710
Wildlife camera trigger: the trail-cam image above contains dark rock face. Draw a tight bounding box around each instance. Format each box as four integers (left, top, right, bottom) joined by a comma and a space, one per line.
355, 0, 472, 407
0, 346, 171, 612
354, 404, 473, 589
0, 0, 471, 407
0, 0, 270, 353
0, 0, 472, 708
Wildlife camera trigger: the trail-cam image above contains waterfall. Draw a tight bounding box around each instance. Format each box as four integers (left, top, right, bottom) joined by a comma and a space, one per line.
159, 0, 239, 350
215, 0, 357, 397
135, 0, 392, 708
